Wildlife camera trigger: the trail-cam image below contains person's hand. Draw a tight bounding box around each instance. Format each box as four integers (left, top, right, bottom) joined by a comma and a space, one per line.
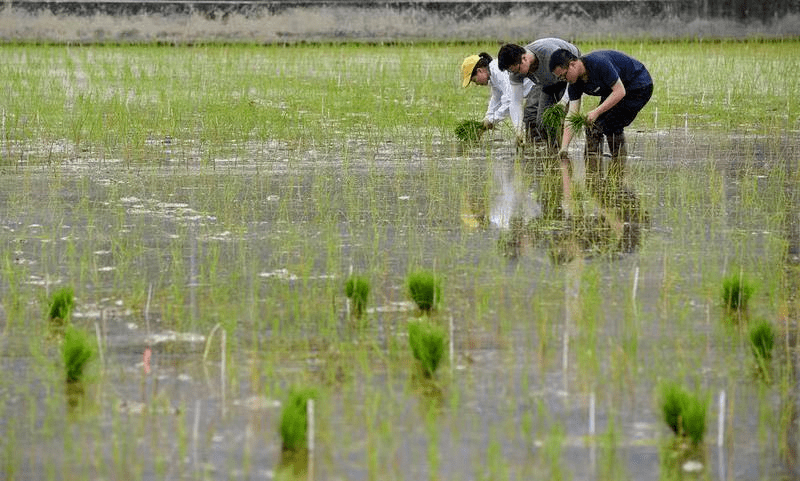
558, 149, 570, 161
483, 119, 494, 130
587, 110, 599, 123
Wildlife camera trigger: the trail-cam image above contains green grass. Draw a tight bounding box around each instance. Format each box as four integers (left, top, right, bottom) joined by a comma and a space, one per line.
0, 40, 797, 167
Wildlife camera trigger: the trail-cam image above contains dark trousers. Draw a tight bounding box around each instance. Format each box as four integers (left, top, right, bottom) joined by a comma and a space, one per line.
594, 83, 653, 136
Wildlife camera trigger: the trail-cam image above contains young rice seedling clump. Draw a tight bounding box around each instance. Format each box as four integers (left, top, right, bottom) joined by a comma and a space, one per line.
455, 119, 484, 143
542, 103, 567, 132
566, 112, 590, 135
62, 325, 95, 384
279, 387, 319, 453
407, 270, 442, 313
722, 273, 755, 312
408, 319, 447, 378
749, 319, 775, 363
48, 287, 75, 325
660, 382, 707, 445
345, 275, 370, 319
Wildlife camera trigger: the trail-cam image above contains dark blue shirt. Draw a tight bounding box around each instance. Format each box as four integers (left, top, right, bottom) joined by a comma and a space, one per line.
567, 50, 652, 101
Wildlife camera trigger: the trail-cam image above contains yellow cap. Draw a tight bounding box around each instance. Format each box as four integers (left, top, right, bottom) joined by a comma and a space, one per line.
460, 55, 480, 88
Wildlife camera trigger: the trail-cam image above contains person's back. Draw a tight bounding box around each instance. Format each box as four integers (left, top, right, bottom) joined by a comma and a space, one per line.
525, 38, 581, 88
577, 50, 651, 96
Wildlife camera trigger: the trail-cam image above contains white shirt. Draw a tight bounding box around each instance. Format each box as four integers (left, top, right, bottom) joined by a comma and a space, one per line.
484, 59, 533, 127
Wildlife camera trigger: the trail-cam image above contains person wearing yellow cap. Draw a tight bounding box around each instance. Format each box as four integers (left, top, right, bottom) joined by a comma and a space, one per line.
461, 52, 533, 135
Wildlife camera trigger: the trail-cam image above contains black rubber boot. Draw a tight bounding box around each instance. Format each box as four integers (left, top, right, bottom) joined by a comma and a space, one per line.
584, 124, 604, 190
607, 132, 627, 178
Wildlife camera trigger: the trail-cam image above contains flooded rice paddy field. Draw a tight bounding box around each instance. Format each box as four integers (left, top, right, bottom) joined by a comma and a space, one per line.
1, 44, 799, 480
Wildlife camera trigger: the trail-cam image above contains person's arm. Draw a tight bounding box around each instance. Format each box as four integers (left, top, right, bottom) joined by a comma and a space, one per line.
483, 85, 501, 127
557, 88, 570, 107
508, 81, 524, 137
588, 78, 625, 122
486, 70, 513, 127
559, 98, 582, 157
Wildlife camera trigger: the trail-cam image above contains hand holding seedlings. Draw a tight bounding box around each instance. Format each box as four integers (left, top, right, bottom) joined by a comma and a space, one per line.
549, 48, 653, 163
497, 38, 581, 148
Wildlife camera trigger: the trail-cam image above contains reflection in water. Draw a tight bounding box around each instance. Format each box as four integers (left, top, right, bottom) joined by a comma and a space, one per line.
485, 153, 649, 263
488, 161, 541, 230
780, 154, 800, 477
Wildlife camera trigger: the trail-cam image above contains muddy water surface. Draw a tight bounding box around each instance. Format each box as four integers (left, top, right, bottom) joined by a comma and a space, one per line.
1, 129, 798, 480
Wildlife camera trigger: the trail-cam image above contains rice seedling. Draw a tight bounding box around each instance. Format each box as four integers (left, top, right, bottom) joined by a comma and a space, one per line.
47, 286, 74, 326
541, 103, 567, 132
454, 119, 484, 143
345, 274, 370, 319
406, 270, 442, 313
62, 325, 95, 384
660, 382, 707, 445
749, 319, 775, 365
565, 112, 591, 135
721, 272, 755, 313
407, 319, 447, 378
279, 387, 319, 453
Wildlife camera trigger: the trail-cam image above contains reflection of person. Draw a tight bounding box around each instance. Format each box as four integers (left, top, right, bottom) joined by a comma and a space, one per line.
492, 155, 648, 262
460, 52, 533, 132
497, 38, 581, 148
549, 49, 653, 166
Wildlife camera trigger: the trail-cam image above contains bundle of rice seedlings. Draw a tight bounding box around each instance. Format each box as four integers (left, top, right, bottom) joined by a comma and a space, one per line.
62, 325, 94, 384
455, 119, 484, 143
722, 273, 755, 312
749, 319, 775, 363
48, 287, 74, 326
408, 320, 447, 378
565, 112, 590, 135
407, 270, 442, 312
660, 382, 707, 445
279, 387, 319, 452
541, 103, 567, 131
345, 275, 370, 319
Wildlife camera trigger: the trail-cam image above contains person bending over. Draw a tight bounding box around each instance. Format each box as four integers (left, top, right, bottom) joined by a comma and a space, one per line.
461, 52, 533, 133
549, 48, 653, 168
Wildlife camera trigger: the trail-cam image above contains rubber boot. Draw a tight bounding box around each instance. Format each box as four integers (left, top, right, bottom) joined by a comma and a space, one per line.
584, 124, 603, 191
607, 132, 627, 179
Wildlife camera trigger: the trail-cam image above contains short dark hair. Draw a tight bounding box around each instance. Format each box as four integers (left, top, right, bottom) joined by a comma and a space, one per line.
497, 44, 526, 71
549, 48, 578, 73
